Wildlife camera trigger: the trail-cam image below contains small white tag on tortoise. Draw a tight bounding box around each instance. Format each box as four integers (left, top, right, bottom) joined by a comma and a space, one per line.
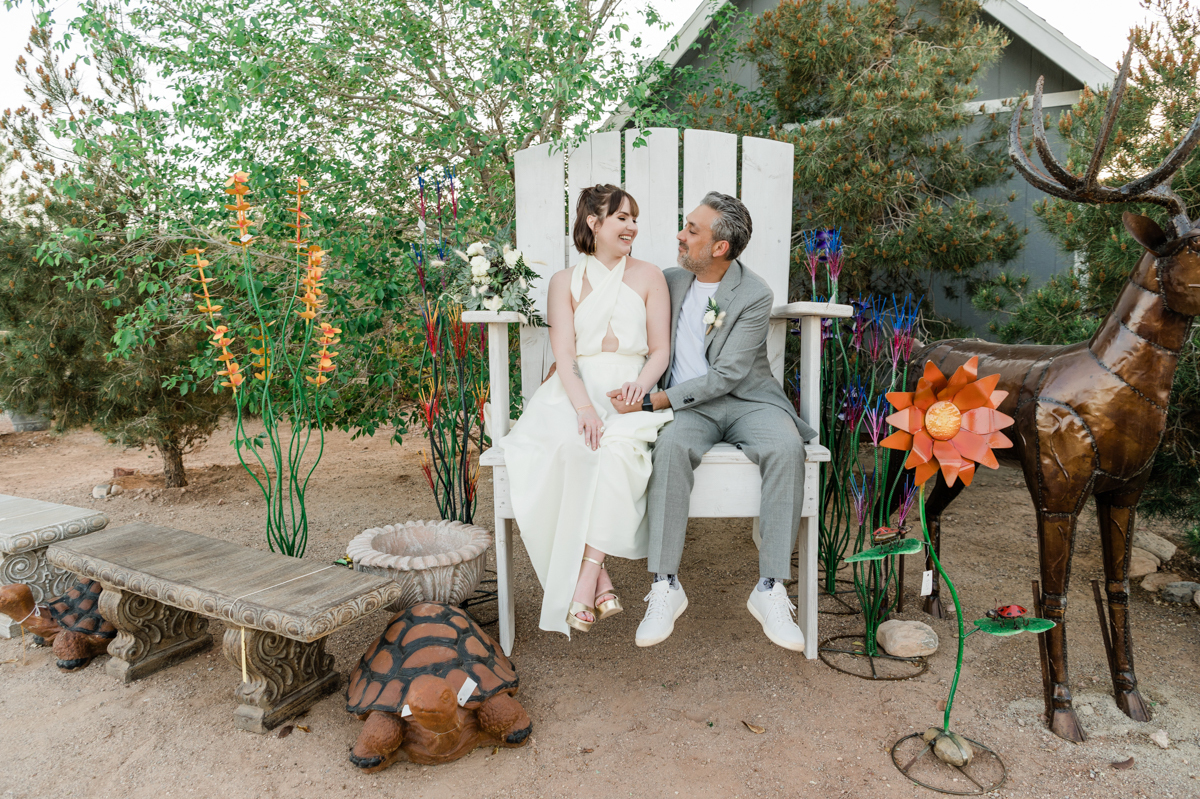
457, 677, 478, 706
401, 704, 412, 717
921, 570, 934, 597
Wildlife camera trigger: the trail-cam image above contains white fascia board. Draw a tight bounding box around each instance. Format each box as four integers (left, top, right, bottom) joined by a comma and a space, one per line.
983, 0, 1116, 88
779, 89, 1081, 132
654, 0, 731, 71
602, 1, 727, 130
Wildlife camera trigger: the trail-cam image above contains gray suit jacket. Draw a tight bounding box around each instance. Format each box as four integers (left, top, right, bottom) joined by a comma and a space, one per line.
660, 260, 818, 442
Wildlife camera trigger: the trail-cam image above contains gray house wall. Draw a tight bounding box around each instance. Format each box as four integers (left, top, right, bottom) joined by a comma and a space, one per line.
667, 0, 1105, 334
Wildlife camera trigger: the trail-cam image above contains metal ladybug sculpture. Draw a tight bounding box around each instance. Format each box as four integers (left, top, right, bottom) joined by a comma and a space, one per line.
987, 605, 1027, 620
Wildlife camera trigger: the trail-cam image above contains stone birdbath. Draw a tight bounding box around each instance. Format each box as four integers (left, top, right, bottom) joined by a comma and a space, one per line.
347, 520, 492, 613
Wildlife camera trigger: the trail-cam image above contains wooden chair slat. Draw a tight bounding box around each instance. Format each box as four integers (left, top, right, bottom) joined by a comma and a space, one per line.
682, 129, 737, 217
624, 128, 681, 272
514, 141, 565, 400
741, 136, 796, 385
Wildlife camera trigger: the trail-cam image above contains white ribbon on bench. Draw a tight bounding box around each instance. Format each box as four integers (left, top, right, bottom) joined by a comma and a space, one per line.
230, 564, 338, 682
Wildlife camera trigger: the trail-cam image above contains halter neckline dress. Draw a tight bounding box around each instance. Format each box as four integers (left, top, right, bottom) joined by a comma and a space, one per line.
498, 254, 672, 637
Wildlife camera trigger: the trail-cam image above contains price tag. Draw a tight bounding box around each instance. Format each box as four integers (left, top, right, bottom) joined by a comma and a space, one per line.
457, 677, 478, 706
401, 704, 412, 717
920, 570, 934, 597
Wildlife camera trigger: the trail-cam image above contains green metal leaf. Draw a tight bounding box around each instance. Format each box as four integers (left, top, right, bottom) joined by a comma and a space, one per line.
844, 537, 925, 562
971, 616, 1056, 636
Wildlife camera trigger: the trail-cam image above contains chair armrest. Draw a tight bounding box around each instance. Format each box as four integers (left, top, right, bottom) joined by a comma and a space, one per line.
770, 301, 853, 320
462, 311, 522, 442
461, 310, 524, 324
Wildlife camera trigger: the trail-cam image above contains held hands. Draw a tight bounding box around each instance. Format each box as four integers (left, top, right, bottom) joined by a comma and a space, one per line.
617, 381, 647, 407
606, 386, 644, 415
577, 405, 604, 450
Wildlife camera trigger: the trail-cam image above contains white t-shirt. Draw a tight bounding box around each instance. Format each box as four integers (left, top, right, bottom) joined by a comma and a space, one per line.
669, 279, 721, 388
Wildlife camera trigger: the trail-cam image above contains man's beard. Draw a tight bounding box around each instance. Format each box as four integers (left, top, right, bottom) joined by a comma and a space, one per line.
678, 243, 713, 274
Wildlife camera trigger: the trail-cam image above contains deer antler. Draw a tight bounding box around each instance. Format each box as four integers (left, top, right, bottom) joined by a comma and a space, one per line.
1009, 44, 1200, 238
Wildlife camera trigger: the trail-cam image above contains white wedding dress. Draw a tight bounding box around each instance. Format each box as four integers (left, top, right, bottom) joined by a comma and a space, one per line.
498, 254, 672, 637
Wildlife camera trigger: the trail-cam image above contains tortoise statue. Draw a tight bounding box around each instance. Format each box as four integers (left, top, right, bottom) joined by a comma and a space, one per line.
0, 579, 115, 670
345, 602, 531, 771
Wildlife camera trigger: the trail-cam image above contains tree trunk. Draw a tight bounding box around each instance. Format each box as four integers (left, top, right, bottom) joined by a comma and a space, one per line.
159, 435, 188, 488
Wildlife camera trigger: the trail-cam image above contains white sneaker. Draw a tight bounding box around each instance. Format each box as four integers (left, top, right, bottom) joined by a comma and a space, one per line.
635, 579, 688, 647
747, 582, 805, 652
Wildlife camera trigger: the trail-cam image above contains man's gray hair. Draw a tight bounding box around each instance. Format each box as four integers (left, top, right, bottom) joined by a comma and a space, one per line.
701, 191, 753, 261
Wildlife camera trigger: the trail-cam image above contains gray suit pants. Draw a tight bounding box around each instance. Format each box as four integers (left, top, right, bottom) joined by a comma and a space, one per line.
646, 396, 805, 580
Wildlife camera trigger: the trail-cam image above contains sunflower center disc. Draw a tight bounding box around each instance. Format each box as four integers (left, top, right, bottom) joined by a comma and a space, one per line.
924, 400, 962, 441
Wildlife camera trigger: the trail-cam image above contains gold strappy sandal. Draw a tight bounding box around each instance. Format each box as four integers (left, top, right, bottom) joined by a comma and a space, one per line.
587, 557, 624, 620
566, 601, 595, 632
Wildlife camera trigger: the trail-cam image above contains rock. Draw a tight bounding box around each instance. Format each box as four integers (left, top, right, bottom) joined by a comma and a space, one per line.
1193, 591, 1200, 611
107, 484, 124, 496
876, 619, 938, 658
1141, 571, 1184, 592
1129, 548, 1160, 578
92, 484, 111, 499
933, 730, 974, 767
1162, 582, 1200, 604
1150, 729, 1170, 749
1134, 530, 1177, 564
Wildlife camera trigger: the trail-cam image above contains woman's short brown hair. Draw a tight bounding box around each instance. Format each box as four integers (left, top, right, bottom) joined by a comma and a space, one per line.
572, 184, 640, 255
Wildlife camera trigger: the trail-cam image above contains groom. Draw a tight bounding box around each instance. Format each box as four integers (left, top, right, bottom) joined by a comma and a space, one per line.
607, 192, 815, 652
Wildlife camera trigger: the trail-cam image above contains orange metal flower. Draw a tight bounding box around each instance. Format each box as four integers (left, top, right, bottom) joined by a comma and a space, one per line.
225, 171, 255, 247
191, 248, 242, 395
879, 356, 1014, 487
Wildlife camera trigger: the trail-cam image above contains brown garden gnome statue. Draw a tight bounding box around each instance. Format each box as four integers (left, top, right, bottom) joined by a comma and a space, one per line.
345, 602, 531, 771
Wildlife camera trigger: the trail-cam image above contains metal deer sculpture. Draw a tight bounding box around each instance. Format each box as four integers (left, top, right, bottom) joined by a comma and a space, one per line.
913, 49, 1200, 743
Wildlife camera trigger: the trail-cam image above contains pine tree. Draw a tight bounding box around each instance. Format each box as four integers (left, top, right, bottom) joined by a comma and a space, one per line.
973, 0, 1200, 540
682, 0, 1022, 305
0, 26, 226, 487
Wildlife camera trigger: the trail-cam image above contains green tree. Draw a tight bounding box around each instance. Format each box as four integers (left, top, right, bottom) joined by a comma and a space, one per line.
0, 23, 225, 486
677, 0, 1023, 305
8, 0, 686, 438
973, 0, 1200, 539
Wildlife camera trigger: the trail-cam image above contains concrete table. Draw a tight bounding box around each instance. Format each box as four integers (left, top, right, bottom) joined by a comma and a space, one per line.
0, 494, 108, 636
48, 523, 404, 733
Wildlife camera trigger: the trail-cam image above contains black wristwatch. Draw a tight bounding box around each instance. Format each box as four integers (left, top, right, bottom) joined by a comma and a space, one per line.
642, 393, 654, 412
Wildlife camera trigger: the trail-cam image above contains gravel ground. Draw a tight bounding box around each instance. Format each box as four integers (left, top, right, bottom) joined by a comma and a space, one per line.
2, 417, 1198, 798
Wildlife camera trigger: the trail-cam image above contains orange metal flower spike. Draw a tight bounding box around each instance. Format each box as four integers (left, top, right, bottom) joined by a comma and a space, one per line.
879, 356, 1014, 487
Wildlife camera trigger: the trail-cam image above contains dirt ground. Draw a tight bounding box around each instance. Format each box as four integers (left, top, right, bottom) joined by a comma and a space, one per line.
2, 415, 1199, 799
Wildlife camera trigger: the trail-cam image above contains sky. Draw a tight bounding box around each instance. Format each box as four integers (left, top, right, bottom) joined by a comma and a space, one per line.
0, 0, 1163, 123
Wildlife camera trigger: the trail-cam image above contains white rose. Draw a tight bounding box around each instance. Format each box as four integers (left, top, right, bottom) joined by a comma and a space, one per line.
503, 249, 521, 267
484, 295, 504, 312
471, 264, 489, 277
470, 255, 489, 270
466, 242, 486, 257
703, 310, 717, 326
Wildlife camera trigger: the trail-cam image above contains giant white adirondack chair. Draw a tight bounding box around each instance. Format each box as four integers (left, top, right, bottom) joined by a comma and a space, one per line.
464, 128, 851, 657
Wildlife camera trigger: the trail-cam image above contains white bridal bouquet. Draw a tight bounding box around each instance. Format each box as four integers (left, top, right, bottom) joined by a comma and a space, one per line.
451, 240, 544, 325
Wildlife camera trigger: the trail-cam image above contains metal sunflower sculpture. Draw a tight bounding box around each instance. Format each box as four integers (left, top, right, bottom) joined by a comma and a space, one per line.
869, 357, 1054, 795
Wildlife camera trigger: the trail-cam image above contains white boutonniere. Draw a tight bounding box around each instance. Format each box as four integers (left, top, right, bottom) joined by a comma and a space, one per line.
703, 298, 726, 335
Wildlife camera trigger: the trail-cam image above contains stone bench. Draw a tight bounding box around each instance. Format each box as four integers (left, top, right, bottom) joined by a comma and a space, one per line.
0, 494, 108, 636
47, 522, 403, 733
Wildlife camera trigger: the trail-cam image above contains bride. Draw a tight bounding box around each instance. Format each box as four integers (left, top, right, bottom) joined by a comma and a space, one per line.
498, 184, 672, 636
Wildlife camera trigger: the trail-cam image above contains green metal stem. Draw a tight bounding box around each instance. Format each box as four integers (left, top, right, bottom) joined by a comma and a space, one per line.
918, 483, 965, 731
